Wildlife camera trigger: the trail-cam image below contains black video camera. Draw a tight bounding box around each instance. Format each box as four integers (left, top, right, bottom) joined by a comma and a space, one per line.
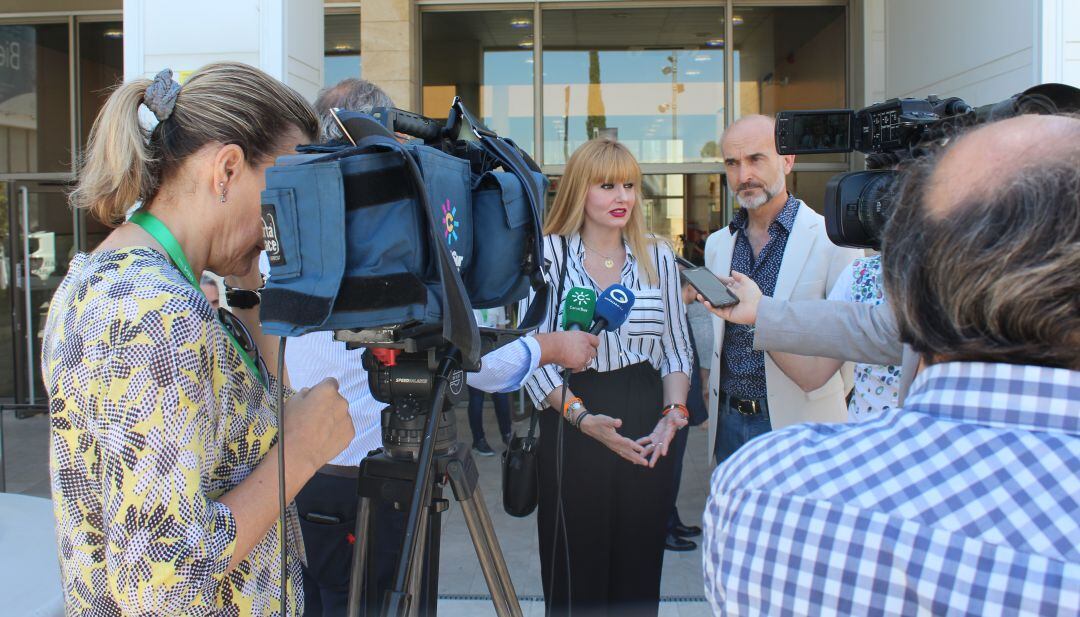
775, 83, 1080, 250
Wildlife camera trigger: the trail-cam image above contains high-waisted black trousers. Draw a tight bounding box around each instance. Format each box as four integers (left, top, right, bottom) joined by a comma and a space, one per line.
537, 362, 673, 617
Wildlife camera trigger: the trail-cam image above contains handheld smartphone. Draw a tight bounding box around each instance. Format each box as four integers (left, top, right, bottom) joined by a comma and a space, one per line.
680, 266, 739, 308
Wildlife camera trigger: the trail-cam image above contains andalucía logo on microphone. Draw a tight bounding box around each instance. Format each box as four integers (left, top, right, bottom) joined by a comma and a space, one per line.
570, 289, 592, 306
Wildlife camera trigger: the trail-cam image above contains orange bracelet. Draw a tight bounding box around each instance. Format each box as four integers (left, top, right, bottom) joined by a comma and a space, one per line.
562, 396, 583, 419
662, 403, 689, 420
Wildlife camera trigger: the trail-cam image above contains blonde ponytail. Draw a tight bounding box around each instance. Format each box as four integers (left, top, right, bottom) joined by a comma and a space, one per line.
70, 78, 154, 226
70, 63, 319, 228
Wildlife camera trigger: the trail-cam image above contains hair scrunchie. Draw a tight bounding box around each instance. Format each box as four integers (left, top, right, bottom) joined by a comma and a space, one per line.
144, 68, 181, 122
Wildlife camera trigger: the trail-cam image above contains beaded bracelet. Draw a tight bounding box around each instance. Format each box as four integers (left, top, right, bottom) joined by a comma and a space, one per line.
562, 396, 583, 420
662, 403, 689, 421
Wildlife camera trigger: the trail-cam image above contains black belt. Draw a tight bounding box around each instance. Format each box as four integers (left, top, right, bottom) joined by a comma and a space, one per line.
719, 391, 768, 416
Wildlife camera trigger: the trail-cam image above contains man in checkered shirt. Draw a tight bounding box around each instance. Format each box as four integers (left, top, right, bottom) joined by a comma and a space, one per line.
701, 113, 1080, 616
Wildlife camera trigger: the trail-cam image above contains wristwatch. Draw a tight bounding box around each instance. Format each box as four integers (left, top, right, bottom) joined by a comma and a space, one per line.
225, 286, 262, 309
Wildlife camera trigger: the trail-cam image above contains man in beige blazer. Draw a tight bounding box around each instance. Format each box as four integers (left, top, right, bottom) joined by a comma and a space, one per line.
704, 115, 860, 465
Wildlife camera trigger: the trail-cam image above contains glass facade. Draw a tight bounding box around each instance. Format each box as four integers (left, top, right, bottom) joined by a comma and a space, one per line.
0, 16, 122, 401
421, 10, 536, 154
325, 12, 362, 87
0, 182, 11, 398
541, 6, 725, 166
0, 23, 72, 174
78, 22, 124, 148
419, 3, 847, 243
732, 4, 848, 176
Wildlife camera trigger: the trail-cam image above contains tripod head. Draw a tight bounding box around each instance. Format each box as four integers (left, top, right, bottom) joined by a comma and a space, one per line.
335, 326, 527, 461
361, 346, 465, 461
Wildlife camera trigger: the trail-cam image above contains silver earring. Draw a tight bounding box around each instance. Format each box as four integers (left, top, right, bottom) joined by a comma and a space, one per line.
219, 181, 227, 203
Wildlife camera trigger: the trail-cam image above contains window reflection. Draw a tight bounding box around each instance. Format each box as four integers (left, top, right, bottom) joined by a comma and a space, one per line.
541, 7, 726, 165
78, 21, 124, 165
422, 10, 535, 155
0, 183, 11, 398
325, 13, 362, 86
732, 6, 846, 163
789, 171, 837, 215
0, 23, 72, 174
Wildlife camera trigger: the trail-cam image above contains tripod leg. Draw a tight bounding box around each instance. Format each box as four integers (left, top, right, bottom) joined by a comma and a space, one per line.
453, 484, 523, 617
406, 496, 432, 617
347, 495, 373, 617
471, 487, 518, 606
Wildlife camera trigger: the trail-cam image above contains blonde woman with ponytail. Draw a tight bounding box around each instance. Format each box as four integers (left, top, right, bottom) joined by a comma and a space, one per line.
523, 139, 693, 616
42, 64, 353, 615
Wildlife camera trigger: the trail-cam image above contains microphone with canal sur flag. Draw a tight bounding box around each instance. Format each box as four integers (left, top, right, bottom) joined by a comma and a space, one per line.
561, 287, 597, 332
590, 284, 635, 335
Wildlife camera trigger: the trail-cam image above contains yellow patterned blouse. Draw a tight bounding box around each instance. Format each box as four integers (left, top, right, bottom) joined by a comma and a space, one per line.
42, 247, 303, 616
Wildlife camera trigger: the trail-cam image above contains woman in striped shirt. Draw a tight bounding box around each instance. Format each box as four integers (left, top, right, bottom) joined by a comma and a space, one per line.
525, 139, 693, 616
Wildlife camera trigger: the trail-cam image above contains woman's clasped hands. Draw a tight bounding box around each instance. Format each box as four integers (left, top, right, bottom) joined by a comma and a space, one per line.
580, 410, 687, 468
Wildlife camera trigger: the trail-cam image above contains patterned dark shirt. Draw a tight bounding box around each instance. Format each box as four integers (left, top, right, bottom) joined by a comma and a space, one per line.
720, 194, 800, 398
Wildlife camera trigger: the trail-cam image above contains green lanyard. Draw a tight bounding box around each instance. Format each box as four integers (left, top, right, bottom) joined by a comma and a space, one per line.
130, 211, 265, 386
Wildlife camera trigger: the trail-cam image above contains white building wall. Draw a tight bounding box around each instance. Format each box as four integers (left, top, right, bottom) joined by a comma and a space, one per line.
864, 0, 1079, 107
882, 0, 1039, 105
123, 0, 322, 101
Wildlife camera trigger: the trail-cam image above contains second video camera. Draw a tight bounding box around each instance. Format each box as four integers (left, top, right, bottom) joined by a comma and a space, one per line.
775, 83, 1080, 250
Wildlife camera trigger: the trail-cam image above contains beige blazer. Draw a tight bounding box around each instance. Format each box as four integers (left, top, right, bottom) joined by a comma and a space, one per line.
704, 201, 862, 461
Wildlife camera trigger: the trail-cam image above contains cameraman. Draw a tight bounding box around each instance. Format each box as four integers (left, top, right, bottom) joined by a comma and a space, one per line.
285, 78, 601, 616
702, 113, 1080, 614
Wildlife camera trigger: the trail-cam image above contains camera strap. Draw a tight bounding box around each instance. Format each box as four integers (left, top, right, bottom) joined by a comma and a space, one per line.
129, 210, 264, 386
450, 100, 549, 333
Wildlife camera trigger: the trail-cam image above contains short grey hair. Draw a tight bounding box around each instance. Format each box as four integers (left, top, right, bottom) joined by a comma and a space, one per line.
313, 78, 395, 141
881, 118, 1080, 369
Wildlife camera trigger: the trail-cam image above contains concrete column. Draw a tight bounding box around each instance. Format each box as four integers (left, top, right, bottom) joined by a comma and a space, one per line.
361, 0, 417, 111
123, 0, 323, 101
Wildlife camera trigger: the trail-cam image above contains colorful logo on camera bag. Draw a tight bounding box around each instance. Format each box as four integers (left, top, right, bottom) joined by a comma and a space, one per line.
442, 199, 459, 244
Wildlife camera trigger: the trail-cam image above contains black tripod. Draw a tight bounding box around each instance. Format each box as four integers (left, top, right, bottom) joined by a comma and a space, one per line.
342, 345, 522, 617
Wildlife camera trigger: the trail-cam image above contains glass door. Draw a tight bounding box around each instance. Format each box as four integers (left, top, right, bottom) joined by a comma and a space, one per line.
6, 180, 76, 404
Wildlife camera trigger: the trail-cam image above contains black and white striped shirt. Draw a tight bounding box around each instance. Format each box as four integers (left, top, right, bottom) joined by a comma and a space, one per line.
524, 233, 694, 409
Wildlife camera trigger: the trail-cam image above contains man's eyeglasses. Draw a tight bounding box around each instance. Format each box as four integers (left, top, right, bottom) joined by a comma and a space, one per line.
218, 307, 269, 387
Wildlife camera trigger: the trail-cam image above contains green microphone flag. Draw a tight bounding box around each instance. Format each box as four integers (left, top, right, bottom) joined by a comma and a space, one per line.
561, 286, 597, 331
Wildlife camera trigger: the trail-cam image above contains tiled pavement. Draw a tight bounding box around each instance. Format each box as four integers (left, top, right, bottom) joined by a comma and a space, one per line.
0, 397, 714, 616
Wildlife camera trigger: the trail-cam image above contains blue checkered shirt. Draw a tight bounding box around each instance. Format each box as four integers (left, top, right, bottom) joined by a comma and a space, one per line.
703, 361, 1080, 616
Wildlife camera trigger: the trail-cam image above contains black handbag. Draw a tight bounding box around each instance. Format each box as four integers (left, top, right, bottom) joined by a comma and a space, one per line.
501, 237, 569, 517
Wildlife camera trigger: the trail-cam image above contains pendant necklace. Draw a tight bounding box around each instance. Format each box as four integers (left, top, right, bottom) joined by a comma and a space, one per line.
583, 241, 621, 269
